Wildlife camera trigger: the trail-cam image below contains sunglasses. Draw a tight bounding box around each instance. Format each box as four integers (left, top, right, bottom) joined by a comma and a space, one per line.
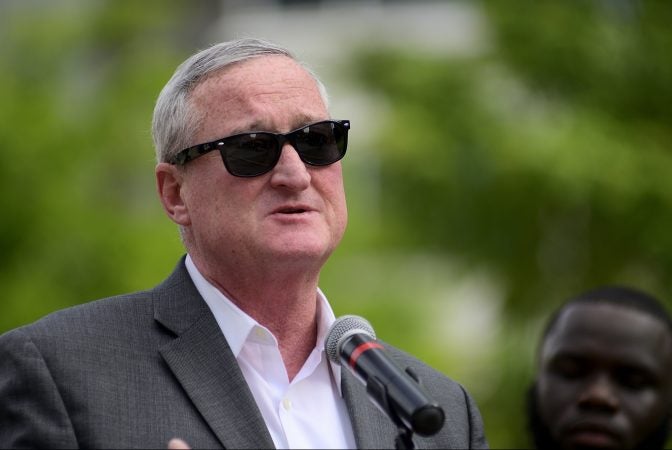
170, 119, 350, 177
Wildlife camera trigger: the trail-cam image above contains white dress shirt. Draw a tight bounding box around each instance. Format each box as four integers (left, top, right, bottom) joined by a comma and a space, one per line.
185, 255, 356, 449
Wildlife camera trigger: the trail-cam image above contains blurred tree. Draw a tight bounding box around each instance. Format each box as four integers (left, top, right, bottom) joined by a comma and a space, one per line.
0, 0, 220, 331
352, 0, 672, 316
348, 1, 672, 447
3, 1, 671, 448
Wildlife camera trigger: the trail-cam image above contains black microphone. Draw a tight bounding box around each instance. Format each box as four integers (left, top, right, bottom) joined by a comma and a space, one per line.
325, 315, 445, 437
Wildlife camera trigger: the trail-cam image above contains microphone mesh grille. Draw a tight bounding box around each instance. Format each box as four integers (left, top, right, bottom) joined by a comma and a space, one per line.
324, 315, 376, 364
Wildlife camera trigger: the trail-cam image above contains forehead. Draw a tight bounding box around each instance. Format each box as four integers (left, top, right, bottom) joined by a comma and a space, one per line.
541, 303, 672, 371
189, 55, 327, 139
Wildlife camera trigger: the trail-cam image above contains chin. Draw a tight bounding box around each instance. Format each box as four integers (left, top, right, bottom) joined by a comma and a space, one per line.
267, 242, 332, 263
272, 232, 334, 253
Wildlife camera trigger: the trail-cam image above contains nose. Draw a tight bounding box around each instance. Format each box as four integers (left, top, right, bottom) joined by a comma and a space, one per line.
577, 374, 619, 413
269, 143, 311, 191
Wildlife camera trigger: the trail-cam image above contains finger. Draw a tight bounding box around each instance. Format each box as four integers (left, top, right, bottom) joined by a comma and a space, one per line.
168, 438, 191, 449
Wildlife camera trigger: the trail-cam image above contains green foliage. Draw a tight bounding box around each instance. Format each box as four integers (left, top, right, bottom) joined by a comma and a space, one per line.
346, 2, 672, 447
350, 1, 672, 317
0, 1, 192, 331
3, 2, 672, 449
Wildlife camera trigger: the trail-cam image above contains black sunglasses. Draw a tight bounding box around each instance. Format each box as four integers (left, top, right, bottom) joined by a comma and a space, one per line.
170, 119, 350, 177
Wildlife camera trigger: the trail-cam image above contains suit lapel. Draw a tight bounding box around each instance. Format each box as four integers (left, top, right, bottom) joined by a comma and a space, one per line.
153, 259, 274, 449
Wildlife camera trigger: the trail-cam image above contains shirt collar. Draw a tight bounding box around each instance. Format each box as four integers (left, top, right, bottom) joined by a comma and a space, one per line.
184, 254, 343, 392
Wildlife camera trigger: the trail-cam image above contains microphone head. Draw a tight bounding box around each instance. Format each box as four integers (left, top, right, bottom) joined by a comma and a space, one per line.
325, 315, 376, 364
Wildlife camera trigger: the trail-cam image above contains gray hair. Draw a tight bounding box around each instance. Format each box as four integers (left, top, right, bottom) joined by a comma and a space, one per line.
151, 38, 330, 163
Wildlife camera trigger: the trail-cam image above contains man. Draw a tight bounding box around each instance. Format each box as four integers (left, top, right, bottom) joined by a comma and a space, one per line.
0, 38, 488, 449
527, 286, 672, 450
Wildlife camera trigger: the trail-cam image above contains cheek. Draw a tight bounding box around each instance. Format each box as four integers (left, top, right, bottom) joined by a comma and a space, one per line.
322, 173, 348, 231
622, 391, 669, 428
536, 377, 576, 423
321, 165, 346, 201
327, 177, 347, 213
182, 164, 240, 227
330, 200, 348, 246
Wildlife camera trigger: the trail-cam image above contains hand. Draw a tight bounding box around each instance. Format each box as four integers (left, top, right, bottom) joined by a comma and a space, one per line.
168, 438, 191, 449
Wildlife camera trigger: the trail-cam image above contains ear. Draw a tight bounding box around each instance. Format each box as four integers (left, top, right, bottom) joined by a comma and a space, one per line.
156, 162, 191, 226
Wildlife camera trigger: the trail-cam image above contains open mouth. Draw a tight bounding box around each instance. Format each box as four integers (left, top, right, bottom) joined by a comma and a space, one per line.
280, 208, 307, 214
273, 205, 311, 215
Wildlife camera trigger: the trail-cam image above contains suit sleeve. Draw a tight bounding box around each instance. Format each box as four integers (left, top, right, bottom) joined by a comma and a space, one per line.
0, 328, 79, 449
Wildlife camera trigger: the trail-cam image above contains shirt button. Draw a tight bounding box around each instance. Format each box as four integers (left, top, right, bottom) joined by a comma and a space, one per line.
282, 398, 292, 411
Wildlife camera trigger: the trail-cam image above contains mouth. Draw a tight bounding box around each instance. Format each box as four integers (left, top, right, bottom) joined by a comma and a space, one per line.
271, 204, 314, 215
565, 423, 621, 449
277, 207, 308, 214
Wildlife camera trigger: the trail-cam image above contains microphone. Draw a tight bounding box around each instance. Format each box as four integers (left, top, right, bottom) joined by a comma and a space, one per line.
325, 315, 445, 437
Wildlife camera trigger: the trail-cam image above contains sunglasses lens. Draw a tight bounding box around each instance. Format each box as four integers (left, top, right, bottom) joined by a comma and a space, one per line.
294, 121, 347, 166
223, 133, 279, 177
211, 120, 348, 177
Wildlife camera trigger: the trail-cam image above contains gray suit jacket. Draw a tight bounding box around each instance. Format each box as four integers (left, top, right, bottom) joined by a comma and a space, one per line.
0, 257, 488, 449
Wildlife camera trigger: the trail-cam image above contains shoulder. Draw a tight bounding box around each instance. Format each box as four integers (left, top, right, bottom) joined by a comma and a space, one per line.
0, 290, 157, 360
8, 290, 153, 334
0, 256, 191, 347
383, 342, 463, 393
379, 341, 475, 416
381, 341, 489, 448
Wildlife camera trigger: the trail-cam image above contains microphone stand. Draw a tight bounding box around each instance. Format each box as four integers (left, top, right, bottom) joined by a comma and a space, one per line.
394, 426, 416, 450
367, 369, 420, 450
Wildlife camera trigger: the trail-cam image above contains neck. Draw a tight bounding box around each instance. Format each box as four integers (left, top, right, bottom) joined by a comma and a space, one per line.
197, 257, 322, 381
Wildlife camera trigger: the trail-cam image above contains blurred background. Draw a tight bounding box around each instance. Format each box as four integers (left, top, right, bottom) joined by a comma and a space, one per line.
2, 0, 671, 447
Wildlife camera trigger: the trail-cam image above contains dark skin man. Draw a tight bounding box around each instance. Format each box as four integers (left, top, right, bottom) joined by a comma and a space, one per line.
527, 286, 672, 450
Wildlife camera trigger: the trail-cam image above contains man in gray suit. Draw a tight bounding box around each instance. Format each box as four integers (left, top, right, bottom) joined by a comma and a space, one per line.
0, 38, 488, 449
